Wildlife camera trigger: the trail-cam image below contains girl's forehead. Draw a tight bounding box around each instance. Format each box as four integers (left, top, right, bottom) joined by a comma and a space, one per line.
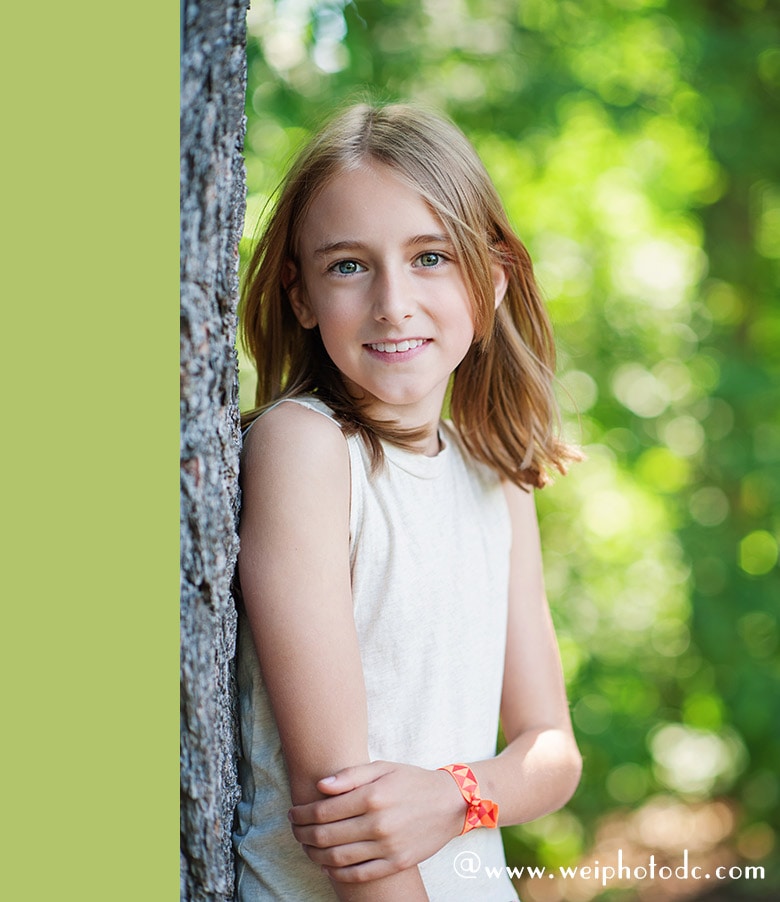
298, 164, 447, 248
319, 162, 425, 206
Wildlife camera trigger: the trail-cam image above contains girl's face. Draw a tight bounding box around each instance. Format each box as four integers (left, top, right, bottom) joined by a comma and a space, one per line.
288, 163, 506, 442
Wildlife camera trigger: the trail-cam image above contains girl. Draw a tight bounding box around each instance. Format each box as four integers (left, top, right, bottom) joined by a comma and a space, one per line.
233, 103, 582, 901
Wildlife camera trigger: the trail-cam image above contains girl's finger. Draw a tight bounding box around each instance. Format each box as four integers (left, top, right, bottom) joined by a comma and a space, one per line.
302, 840, 377, 868
322, 856, 402, 884
291, 813, 367, 847
317, 760, 392, 794
289, 789, 368, 827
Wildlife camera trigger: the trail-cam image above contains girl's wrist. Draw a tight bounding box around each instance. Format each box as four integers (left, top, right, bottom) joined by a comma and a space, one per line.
434, 768, 470, 840
437, 763, 499, 834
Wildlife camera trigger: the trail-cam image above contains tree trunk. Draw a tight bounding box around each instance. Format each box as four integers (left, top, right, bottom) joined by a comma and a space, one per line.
180, 0, 248, 898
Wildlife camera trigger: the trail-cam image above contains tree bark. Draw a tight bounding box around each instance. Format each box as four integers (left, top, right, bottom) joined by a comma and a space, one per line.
180, 0, 248, 898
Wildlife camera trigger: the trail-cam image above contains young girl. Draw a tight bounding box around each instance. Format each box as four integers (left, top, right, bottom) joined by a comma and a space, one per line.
233, 102, 582, 901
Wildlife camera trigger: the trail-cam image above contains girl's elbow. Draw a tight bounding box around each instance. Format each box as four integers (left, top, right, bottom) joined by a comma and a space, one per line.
558, 740, 583, 806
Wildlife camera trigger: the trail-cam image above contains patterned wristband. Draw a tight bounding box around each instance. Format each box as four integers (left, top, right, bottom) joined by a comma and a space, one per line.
438, 764, 499, 834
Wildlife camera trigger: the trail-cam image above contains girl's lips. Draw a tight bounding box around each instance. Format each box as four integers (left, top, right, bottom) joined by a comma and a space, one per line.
366, 338, 429, 353
363, 338, 431, 362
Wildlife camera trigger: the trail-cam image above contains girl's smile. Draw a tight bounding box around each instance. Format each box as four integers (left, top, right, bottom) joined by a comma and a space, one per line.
287, 163, 485, 448
364, 337, 431, 360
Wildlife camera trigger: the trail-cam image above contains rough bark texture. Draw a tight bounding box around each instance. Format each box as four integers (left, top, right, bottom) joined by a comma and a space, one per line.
180, 0, 248, 898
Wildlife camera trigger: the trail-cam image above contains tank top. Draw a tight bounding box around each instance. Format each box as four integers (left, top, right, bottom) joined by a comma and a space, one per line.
234, 396, 519, 901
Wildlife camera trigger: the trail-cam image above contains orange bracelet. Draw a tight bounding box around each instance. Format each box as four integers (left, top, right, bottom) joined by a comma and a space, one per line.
438, 764, 499, 834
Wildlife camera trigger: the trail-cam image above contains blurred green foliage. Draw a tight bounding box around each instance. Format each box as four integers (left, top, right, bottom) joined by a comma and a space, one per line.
240, 0, 779, 896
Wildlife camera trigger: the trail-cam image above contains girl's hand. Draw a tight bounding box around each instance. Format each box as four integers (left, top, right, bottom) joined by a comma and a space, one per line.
288, 760, 467, 883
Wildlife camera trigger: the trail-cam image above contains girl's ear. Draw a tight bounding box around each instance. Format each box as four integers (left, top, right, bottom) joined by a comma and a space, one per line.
491, 259, 509, 310
283, 260, 318, 329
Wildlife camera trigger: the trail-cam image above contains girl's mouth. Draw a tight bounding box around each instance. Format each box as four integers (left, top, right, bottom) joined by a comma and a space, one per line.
365, 338, 429, 353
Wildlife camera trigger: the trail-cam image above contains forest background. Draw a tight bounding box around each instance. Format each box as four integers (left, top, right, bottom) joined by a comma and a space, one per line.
238, 1, 779, 900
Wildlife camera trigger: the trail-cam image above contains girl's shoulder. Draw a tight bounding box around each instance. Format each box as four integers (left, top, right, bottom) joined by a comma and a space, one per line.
268, 394, 338, 424
241, 396, 348, 493
243, 394, 340, 438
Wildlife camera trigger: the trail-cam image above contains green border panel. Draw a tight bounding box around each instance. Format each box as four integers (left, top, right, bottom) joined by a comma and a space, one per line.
4, 3, 179, 898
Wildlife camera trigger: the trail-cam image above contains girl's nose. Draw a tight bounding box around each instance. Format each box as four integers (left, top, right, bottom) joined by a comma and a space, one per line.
372, 268, 414, 325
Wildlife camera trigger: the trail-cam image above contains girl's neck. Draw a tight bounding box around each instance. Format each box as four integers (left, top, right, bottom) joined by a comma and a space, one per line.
370, 399, 444, 457
414, 425, 443, 457
339, 375, 448, 457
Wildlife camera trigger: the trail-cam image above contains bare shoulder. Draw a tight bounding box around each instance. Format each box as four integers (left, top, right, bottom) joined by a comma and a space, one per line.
242, 399, 346, 458
238, 401, 351, 608
239, 401, 351, 558
242, 400, 349, 493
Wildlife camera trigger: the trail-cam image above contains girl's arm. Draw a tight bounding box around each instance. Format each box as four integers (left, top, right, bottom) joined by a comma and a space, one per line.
459, 480, 582, 821
239, 402, 429, 901
289, 479, 581, 881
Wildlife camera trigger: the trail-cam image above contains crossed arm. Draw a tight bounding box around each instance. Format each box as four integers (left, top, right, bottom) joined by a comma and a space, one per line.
238, 402, 581, 899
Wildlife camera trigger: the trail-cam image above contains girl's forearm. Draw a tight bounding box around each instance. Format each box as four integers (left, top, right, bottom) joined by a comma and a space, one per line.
330, 866, 429, 902
467, 727, 582, 827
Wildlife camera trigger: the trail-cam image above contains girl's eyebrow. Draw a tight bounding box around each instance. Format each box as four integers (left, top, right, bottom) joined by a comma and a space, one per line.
313, 239, 369, 258
407, 233, 453, 246
313, 234, 453, 258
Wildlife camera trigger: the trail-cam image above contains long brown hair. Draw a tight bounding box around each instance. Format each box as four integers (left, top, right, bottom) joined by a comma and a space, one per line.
239, 102, 579, 488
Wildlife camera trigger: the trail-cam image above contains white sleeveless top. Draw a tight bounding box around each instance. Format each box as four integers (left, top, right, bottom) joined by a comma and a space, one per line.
234, 397, 518, 901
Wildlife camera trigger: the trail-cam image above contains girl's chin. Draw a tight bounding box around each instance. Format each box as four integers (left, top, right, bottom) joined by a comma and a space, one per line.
361, 390, 447, 420
337, 372, 450, 420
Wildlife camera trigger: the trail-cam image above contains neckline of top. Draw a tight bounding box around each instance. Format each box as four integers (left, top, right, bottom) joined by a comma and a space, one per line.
381, 425, 451, 479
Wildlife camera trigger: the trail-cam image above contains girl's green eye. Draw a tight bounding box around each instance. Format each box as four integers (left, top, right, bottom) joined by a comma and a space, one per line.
419, 253, 442, 267
333, 260, 362, 274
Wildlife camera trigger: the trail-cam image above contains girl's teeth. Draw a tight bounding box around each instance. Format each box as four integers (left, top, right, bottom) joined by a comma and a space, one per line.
370, 339, 424, 352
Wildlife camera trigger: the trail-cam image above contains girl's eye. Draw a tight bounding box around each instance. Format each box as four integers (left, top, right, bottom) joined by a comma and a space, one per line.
418, 252, 443, 267
331, 260, 364, 275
